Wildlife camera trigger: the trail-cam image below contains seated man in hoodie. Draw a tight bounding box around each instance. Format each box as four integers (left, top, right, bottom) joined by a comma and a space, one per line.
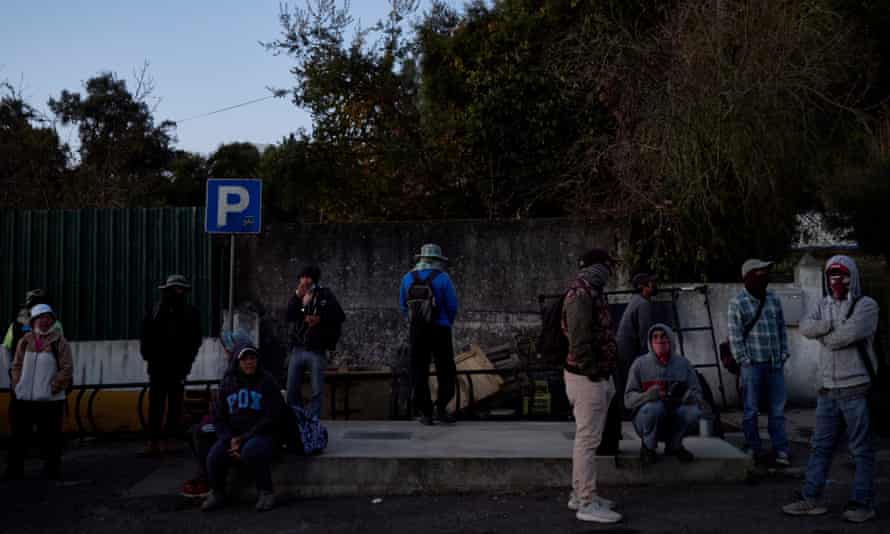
624, 324, 702, 464
202, 342, 283, 512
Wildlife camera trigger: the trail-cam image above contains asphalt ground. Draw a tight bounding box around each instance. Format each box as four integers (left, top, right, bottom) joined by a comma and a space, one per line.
3, 435, 890, 534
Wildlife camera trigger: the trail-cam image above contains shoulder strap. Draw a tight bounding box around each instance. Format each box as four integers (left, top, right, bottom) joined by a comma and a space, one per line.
846, 296, 863, 320
427, 270, 442, 285
742, 297, 767, 340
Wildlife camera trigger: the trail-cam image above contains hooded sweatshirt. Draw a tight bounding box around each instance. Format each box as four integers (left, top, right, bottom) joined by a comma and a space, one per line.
563, 264, 618, 380
12, 328, 73, 401
214, 346, 283, 442
799, 255, 879, 392
624, 324, 701, 412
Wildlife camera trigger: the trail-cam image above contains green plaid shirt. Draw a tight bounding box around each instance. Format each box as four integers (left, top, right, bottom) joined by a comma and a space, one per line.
727, 289, 789, 366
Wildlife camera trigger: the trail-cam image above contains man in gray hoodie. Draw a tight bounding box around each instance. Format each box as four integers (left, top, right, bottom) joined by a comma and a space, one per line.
624, 324, 701, 464
783, 255, 879, 523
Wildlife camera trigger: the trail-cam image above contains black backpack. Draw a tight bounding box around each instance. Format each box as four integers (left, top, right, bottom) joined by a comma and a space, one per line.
537, 294, 569, 366
406, 270, 442, 326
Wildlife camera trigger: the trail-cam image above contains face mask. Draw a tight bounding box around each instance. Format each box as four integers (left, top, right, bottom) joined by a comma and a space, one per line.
828, 273, 850, 298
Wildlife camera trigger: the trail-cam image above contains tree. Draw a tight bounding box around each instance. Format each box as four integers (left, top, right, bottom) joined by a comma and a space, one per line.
49, 70, 176, 207
0, 83, 68, 208
548, 0, 872, 279
208, 142, 261, 178
266, 0, 440, 221
162, 150, 208, 207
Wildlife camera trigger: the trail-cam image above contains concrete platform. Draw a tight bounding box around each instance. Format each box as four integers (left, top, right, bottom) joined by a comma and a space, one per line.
127, 421, 752, 498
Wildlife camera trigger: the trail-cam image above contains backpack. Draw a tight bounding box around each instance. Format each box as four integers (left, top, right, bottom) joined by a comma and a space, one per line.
291, 405, 328, 455
406, 270, 442, 326
537, 279, 596, 367
537, 294, 569, 366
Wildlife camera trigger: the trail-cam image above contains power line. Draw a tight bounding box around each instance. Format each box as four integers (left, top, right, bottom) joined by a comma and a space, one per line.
174, 91, 288, 124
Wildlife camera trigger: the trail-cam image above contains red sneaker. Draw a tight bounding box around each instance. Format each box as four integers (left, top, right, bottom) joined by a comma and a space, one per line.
181, 479, 210, 498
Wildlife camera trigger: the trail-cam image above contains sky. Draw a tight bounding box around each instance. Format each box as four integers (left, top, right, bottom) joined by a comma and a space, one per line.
1, 0, 439, 155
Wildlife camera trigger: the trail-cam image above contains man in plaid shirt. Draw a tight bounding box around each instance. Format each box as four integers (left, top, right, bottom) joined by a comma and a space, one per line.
727, 259, 791, 466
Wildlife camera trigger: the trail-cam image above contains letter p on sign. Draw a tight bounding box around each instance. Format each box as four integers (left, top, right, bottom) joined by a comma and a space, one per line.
205, 179, 262, 234
217, 186, 249, 227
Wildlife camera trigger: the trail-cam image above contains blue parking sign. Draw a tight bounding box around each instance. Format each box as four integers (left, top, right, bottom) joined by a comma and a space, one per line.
205, 179, 262, 234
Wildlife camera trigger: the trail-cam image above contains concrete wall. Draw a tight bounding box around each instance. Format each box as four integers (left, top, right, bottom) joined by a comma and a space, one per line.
235, 218, 621, 371
1, 216, 842, 411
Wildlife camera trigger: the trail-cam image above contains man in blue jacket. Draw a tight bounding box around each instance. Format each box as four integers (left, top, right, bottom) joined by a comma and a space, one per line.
399, 243, 459, 425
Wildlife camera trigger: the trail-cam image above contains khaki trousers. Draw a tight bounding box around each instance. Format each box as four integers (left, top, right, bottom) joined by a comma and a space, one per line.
564, 371, 614, 502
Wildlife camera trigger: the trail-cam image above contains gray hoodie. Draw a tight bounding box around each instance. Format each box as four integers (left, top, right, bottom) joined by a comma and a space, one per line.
799, 255, 879, 391
624, 323, 702, 412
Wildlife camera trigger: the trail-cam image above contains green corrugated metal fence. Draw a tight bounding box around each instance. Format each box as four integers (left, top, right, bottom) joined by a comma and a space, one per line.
0, 208, 227, 341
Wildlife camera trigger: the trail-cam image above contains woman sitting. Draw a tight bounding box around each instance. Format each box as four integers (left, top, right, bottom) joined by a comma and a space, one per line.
202, 342, 283, 512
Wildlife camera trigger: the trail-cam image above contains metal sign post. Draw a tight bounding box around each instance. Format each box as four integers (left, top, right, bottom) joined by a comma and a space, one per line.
205, 179, 263, 332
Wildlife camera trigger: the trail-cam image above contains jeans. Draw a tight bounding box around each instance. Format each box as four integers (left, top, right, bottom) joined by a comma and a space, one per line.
206, 435, 275, 493
741, 362, 788, 455
286, 347, 325, 418
802, 394, 875, 507
633, 401, 701, 451
565, 372, 613, 502
409, 325, 456, 417
148, 377, 185, 443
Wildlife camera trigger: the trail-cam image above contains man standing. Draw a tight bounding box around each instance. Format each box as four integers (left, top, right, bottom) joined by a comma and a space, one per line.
140, 274, 203, 455
286, 265, 345, 418
399, 243, 458, 426
727, 259, 791, 466
563, 249, 622, 524
600, 273, 658, 454
624, 324, 701, 464
783, 255, 879, 523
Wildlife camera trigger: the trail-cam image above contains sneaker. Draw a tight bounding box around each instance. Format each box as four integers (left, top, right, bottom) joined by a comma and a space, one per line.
576, 500, 623, 523
418, 415, 435, 426
182, 479, 210, 498
256, 491, 276, 512
782, 497, 827, 516
640, 445, 658, 465
201, 490, 226, 512
843, 502, 876, 523
774, 451, 791, 467
436, 411, 457, 425
666, 447, 695, 463
568, 491, 616, 511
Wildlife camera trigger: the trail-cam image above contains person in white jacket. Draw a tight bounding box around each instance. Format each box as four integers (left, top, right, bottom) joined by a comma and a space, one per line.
4, 304, 73, 481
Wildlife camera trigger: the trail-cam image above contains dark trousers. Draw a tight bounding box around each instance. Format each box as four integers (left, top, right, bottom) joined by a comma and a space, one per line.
207, 435, 275, 493
597, 391, 623, 454
148, 378, 184, 443
410, 324, 457, 417
7, 400, 64, 478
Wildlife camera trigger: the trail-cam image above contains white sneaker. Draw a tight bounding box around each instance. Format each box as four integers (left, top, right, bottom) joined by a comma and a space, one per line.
576, 500, 623, 523
568, 491, 616, 510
